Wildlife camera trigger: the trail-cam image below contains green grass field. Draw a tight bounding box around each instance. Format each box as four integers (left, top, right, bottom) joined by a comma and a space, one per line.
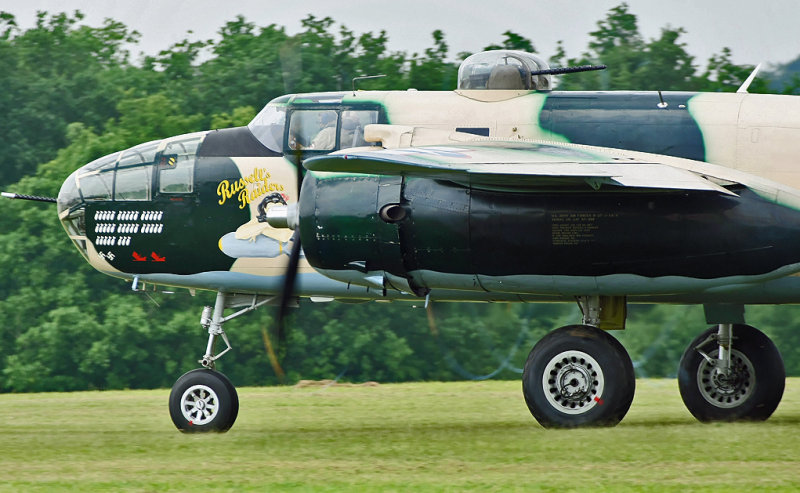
2, 379, 799, 492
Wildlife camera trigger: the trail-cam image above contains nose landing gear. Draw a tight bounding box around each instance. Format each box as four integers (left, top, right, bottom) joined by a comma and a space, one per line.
169, 368, 239, 432
167, 291, 282, 432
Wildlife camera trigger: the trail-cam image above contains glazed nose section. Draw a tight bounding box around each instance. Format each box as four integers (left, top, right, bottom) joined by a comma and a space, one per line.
57, 140, 162, 254
57, 140, 163, 212
56, 168, 89, 257
56, 169, 82, 218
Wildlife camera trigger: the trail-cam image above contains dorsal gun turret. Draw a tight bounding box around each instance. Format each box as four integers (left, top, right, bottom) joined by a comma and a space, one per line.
458, 50, 552, 91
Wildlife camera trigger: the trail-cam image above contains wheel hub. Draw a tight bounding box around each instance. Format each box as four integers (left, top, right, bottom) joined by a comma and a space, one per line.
697, 349, 755, 408
181, 384, 220, 425
558, 365, 592, 398
542, 350, 605, 415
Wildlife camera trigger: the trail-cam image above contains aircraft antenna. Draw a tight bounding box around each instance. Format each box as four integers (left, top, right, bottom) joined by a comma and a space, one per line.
737, 63, 762, 94
658, 90, 668, 108
352, 74, 387, 94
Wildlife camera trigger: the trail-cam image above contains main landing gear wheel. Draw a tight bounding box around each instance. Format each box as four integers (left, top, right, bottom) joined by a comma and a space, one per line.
522, 324, 635, 428
169, 369, 239, 433
678, 324, 784, 422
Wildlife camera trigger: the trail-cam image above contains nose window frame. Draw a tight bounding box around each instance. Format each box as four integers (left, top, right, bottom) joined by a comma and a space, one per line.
156, 136, 202, 195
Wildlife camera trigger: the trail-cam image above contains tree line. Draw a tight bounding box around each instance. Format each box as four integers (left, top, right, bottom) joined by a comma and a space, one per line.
1, 4, 800, 392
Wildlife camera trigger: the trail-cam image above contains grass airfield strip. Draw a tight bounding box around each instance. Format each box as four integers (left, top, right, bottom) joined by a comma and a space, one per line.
1, 379, 799, 492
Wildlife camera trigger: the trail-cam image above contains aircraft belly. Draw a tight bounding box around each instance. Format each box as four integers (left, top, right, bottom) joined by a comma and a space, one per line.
410, 265, 800, 296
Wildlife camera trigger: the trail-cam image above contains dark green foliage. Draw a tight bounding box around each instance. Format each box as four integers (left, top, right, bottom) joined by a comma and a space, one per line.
765, 55, 800, 94
407, 30, 459, 91
483, 31, 536, 54
548, 2, 772, 92
0, 12, 141, 187
0, 5, 798, 393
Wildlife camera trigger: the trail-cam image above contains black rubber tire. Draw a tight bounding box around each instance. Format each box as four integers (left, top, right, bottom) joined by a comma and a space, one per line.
217, 369, 240, 428
678, 324, 784, 422
522, 325, 635, 428
169, 369, 239, 433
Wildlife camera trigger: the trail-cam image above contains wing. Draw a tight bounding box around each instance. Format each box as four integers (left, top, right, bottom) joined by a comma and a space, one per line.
303, 141, 735, 194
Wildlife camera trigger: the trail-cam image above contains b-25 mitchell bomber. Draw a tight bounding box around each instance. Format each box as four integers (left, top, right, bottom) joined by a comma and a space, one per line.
12, 50, 800, 431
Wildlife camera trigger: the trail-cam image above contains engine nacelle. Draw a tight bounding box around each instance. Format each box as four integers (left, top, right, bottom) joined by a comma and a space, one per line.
298, 171, 800, 297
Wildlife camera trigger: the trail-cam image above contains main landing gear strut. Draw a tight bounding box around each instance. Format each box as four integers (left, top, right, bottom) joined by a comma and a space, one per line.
168, 291, 281, 433
521, 298, 786, 428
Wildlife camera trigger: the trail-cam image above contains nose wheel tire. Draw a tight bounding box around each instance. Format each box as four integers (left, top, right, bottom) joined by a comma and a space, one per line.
522, 325, 635, 428
678, 324, 784, 422
169, 369, 239, 432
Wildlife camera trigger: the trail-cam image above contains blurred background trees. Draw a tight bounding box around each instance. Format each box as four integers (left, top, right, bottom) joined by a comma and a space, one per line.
2, 4, 800, 391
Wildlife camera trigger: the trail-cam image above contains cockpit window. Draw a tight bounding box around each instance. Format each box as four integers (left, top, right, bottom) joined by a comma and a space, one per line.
158, 136, 200, 194
288, 110, 338, 151
74, 141, 162, 202
340, 110, 380, 149
112, 141, 159, 201
82, 152, 120, 173
248, 100, 288, 153
286, 108, 381, 152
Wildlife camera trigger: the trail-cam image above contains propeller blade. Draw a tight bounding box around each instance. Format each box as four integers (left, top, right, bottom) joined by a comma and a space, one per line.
275, 150, 305, 346
261, 326, 286, 382
276, 230, 302, 344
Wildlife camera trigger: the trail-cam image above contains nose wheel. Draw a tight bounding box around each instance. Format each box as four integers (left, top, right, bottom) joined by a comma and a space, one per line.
168, 291, 283, 433
169, 369, 239, 432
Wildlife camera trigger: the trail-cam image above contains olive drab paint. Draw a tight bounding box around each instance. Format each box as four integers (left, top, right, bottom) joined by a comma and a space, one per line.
58, 84, 800, 302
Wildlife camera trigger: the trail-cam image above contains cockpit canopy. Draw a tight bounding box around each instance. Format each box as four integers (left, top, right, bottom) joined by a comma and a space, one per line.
248, 95, 381, 154
457, 50, 552, 91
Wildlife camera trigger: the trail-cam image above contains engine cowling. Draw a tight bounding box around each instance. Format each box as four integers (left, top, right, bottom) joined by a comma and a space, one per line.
298, 170, 800, 297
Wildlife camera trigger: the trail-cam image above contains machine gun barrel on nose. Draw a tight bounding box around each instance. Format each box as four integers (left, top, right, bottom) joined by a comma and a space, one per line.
1, 192, 57, 203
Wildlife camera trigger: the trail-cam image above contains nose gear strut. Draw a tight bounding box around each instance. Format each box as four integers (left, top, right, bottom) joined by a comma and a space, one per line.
171, 290, 293, 433
198, 291, 289, 369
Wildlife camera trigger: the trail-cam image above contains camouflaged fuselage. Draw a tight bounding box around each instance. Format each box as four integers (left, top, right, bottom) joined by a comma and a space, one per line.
57, 89, 800, 303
